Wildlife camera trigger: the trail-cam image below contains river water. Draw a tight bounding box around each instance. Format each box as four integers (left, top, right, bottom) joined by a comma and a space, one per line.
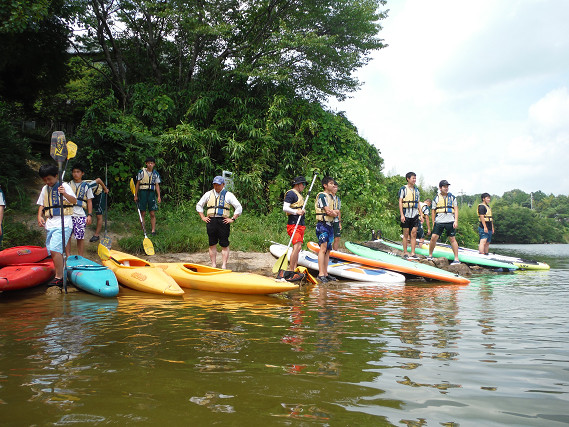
1, 244, 568, 426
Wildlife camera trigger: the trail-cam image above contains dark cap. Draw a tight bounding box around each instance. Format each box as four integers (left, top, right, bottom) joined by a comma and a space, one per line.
439, 180, 450, 187
145, 156, 156, 163
292, 176, 307, 185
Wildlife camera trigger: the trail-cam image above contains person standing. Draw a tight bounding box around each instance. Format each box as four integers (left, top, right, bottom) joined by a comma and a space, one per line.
331, 180, 342, 251
417, 198, 432, 246
66, 164, 94, 257
398, 172, 422, 259
196, 176, 242, 269
428, 180, 460, 264
36, 164, 77, 287
134, 156, 161, 236
281, 176, 308, 281
315, 177, 339, 283
478, 193, 494, 255
0, 184, 5, 247
87, 177, 110, 243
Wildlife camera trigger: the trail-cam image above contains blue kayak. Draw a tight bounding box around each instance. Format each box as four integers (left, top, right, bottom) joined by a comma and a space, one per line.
66, 255, 119, 298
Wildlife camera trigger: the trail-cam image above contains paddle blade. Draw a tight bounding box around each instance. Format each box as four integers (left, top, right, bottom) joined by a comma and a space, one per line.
101, 236, 112, 249
66, 141, 78, 159
143, 237, 155, 256
50, 131, 67, 162
272, 251, 289, 274
129, 178, 136, 195
295, 266, 318, 285
98, 243, 111, 261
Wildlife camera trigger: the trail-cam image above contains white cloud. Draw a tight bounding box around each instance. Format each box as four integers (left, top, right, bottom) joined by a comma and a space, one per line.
329, 0, 569, 196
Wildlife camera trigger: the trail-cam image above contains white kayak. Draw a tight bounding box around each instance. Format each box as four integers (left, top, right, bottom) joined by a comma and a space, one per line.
270, 244, 405, 284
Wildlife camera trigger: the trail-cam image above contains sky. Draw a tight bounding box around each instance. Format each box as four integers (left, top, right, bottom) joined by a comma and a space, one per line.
328, 0, 569, 197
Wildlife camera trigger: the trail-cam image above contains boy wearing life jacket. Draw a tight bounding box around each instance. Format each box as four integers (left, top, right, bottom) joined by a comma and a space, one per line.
398, 172, 423, 259
66, 164, 95, 257
428, 180, 460, 264
87, 177, 109, 243
281, 176, 308, 281
0, 184, 5, 247
37, 164, 77, 287
331, 180, 342, 251
478, 193, 494, 255
417, 198, 432, 246
196, 176, 242, 269
134, 156, 161, 236
315, 177, 339, 283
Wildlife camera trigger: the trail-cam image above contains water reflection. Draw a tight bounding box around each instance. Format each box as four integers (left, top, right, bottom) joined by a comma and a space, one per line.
1, 261, 569, 425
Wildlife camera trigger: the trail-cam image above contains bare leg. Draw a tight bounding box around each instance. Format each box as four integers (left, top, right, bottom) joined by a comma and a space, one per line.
410, 227, 418, 255
429, 234, 440, 257
333, 237, 340, 251
221, 245, 230, 269
290, 242, 302, 271
52, 252, 64, 279
150, 210, 156, 233
478, 238, 487, 254
76, 239, 85, 257
208, 245, 217, 268
95, 214, 103, 237
402, 228, 410, 255
318, 243, 328, 277
449, 236, 459, 261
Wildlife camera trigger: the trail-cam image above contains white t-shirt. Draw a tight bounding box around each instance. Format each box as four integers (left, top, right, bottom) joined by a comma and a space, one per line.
0, 189, 5, 207
37, 183, 74, 229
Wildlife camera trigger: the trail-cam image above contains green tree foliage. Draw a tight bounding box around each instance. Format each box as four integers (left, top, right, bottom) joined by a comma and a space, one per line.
0, 0, 71, 110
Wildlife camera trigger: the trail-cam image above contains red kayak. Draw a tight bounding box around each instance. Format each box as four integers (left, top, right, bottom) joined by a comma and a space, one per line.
0, 246, 50, 266
0, 260, 55, 291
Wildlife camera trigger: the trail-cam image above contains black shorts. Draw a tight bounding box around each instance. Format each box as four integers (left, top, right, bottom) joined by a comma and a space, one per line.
401, 215, 419, 229
433, 222, 456, 237
206, 217, 231, 247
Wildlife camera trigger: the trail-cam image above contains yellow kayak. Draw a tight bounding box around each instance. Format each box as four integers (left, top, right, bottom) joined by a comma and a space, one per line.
153, 262, 299, 295
101, 250, 184, 296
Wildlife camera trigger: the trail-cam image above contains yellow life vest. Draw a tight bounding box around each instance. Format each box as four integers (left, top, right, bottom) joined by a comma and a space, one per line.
286, 189, 305, 215
138, 168, 158, 190
434, 193, 456, 214
478, 203, 493, 223
69, 181, 89, 209
315, 192, 334, 223
42, 184, 73, 218
206, 189, 230, 218
400, 186, 419, 209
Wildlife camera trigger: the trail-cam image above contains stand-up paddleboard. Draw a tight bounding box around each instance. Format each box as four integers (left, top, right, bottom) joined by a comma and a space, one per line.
424, 240, 550, 270
270, 243, 405, 283
328, 242, 470, 285
378, 237, 518, 270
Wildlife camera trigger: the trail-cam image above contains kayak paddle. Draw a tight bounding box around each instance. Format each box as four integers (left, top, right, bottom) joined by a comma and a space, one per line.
129, 178, 155, 255
272, 173, 318, 275
50, 132, 77, 293
100, 164, 111, 250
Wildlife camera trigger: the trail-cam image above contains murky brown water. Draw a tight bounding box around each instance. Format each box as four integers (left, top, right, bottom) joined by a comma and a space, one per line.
1, 245, 568, 425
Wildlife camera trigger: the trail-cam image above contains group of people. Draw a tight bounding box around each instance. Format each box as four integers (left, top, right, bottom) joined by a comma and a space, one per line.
398, 171, 494, 264
31, 153, 494, 289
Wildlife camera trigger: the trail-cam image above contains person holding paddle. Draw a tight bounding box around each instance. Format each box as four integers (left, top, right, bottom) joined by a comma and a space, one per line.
280, 176, 309, 282
36, 164, 77, 287
134, 156, 161, 236
87, 177, 110, 243
196, 176, 242, 269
